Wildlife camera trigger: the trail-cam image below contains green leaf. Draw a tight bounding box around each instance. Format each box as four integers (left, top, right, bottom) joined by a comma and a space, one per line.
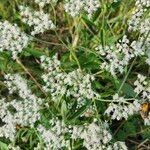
24, 47, 45, 57
68, 101, 92, 122
94, 81, 102, 89
116, 130, 126, 141
100, 28, 105, 47
0, 141, 8, 150
61, 101, 67, 120
122, 83, 136, 97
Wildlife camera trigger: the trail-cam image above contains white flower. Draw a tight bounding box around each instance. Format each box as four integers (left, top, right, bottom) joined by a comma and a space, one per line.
34, 0, 58, 8
136, 0, 150, 7
71, 122, 127, 150
40, 54, 98, 107
37, 119, 70, 149
113, 141, 128, 150
0, 74, 44, 141
134, 74, 150, 100
20, 6, 55, 35
128, 7, 145, 32
105, 95, 140, 120
64, 0, 100, 18
0, 21, 29, 59
96, 35, 133, 75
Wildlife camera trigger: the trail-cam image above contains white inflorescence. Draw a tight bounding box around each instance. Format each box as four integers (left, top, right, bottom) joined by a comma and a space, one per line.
95, 0, 150, 75
34, 0, 58, 8
113, 141, 128, 150
105, 94, 141, 120
96, 0, 150, 75
136, 0, 150, 7
96, 36, 132, 75
72, 122, 127, 150
19, 6, 55, 35
128, 0, 150, 65
64, 0, 100, 18
128, 7, 145, 32
141, 18, 150, 65
4, 74, 43, 124
134, 74, 150, 125
0, 21, 29, 59
40, 54, 98, 107
96, 34, 146, 75
0, 98, 16, 141
37, 119, 70, 149
128, 0, 150, 31
0, 74, 43, 141
134, 74, 150, 100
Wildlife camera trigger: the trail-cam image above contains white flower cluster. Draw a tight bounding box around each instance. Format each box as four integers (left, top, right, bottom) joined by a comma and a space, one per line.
130, 38, 145, 56
64, 0, 84, 17
35, 120, 128, 150
40, 54, 66, 98
64, 0, 100, 18
34, 0, 57, 8
72, 122, 127, 150
0, 21, 29, 59
139, 18, 150, 35
37, 119, 70, 149
65, 69, 97, 107
20, 6, 55, 35
0, 98, 16, 141
128, 7, 145, 32
142, 18, 150, 65
128, 0, 150, 64
134, 74, 150, 100
136, 0, 150, 7
113, 141, 128, 150
96, 34, 146, 75
41, 54, 98, 107
4, 74, 42, 104
134, 74, 150, 125
0, 74, 43, 141
105, 94, 141, 120
97, 0, 149, 75
128, 0, 150, 31
96, 36, 128, 75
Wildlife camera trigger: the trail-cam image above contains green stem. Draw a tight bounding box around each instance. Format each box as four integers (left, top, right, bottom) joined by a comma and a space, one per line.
96, 98, 134, 103
93, 99, 102, 124
118, 57, 137, 94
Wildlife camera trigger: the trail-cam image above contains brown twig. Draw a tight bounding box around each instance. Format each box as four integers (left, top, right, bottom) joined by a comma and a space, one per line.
113, 120, 126, 136
16, 59, 47, 96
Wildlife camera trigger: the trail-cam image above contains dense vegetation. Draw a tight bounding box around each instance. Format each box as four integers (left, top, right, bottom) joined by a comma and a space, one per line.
0, 0, 150, 149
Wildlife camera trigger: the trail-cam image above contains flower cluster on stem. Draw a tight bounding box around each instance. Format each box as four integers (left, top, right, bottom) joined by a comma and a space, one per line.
64, 0, 100, 18
0, 21, 29, 59
20, 6, 55, 35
